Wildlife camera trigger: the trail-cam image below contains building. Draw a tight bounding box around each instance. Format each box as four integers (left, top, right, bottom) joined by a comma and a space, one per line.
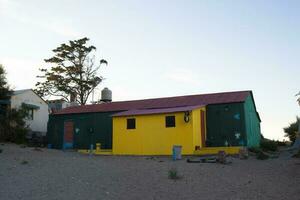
47, 99, 78, 113
112, 106, 206, 155
11, 89, 49, 136
47, 99, 67, 112
48, 90, 261, 155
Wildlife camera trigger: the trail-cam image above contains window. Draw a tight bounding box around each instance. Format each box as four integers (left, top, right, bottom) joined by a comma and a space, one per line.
127, 118, 136, 129
29, 109, 34, 120
165, 116, 175, 127
26, 109, 34, 120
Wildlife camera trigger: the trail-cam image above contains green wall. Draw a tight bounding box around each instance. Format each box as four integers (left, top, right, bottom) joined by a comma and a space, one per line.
244, 95, 261, 147
47, 112, 118, 149
206, 103, 247, 147
206, 93, 261, 148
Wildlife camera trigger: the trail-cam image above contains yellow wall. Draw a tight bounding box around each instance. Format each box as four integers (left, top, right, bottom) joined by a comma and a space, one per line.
192, 108, 201, 149
112, 107, 206, 155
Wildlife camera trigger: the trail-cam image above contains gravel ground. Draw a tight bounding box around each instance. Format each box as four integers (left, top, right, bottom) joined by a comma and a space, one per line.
0, 143, 300, 200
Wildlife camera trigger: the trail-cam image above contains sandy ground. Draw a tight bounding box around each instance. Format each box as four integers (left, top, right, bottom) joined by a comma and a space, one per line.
0, 143, 300, 200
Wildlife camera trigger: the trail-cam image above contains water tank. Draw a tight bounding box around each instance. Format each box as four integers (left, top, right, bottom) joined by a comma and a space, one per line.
101, 87, 112, 102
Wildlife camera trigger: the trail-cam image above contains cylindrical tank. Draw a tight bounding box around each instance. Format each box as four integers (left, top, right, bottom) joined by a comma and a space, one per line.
101, 87, 112, 102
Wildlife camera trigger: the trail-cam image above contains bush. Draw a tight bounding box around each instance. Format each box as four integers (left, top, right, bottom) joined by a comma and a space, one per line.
260, 140, 278, 152
292, 149, 300, 158
14, 128, 28, 144
0, 65, 30, 144
275, 140, 287, 146
248, 147, 261, 154
248, 147, 269, 160
168, 168, 180, 180
0, 106, 29, 144
283, 117, 299, 143
256, 151, 269, 160
21, 160, 28, 165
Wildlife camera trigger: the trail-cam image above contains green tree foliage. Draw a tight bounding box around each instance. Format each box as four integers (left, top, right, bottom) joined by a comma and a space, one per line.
260, 139, 278, 151
0, 64, 11, 100
2, 105, 30, 143
35, 37, 107, 105
0, 64, 11, 137
0, 65, 29, 143
283, 117, 299, 143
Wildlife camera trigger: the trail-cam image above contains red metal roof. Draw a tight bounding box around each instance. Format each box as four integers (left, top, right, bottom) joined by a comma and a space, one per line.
53, 90, 251, 115
111, 105, 205, 117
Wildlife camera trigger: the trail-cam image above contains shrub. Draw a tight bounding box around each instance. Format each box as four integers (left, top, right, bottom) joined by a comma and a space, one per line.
275, 140, 287, 146
260, 140, 278, 152
248, 147, 261, 154
248, 147, 272, 160
283, 117, 299, 143
0, 149, 2, 153
256, 151, 269, 160
168, 168, 180, 180
0, 106, 29, 144
21, 160, 28, 165
292, 149, 300, 158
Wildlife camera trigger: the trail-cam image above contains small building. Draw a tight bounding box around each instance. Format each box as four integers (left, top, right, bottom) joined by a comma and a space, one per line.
11, 89, 49, 136
112, 106, 206, 155
47, 99, 67, 112
47, 99, 78, 113
48, 90, 261, 155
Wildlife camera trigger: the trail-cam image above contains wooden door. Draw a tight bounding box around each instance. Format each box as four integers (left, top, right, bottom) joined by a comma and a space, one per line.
64, 121, 74, 149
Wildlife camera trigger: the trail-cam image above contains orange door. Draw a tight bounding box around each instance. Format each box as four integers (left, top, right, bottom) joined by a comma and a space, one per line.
63, 121, 74, 149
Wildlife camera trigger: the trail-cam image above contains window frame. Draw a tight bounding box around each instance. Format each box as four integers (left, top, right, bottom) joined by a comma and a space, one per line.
26, 108, 34, 120
126, 118, 136, 129
165, 115, 176, 128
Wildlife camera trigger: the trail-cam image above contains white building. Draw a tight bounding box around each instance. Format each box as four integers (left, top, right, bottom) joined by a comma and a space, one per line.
11, 89, 49, 136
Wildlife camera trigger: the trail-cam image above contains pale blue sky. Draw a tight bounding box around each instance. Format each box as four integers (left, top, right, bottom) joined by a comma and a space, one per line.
0, 0, 299, 140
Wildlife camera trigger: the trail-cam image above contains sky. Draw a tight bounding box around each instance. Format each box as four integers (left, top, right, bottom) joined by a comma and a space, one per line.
0, 0, 299, 140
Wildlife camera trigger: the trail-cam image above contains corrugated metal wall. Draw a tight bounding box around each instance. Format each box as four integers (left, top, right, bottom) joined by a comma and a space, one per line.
47, 112, 118, 149
206, 103, 247, 147
244, 95, 261, 147
47, 115, 64, 149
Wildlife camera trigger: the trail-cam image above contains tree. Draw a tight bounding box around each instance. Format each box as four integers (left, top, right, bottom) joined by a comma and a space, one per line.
3, 105, 30, 143
283, 117, 299, 143
35, 37, 108, 105
0, 65, 29, 143
0, 64, 11, 100
296, 91, 300, 106
0, 64, 10, 141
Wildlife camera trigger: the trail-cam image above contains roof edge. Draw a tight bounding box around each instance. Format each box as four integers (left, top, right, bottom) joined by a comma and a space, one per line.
112, 105, 206, 117
13, 89, 48, 105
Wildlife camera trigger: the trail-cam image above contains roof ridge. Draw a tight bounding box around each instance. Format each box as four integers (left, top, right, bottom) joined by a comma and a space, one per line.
13, 88, 31, 92
105, 90, 252, 104
123, 104, 205, 111
112, 104, 206, 117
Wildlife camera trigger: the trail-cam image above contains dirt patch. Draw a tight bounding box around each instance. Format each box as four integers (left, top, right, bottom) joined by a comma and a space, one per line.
0, 143, 300, 200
